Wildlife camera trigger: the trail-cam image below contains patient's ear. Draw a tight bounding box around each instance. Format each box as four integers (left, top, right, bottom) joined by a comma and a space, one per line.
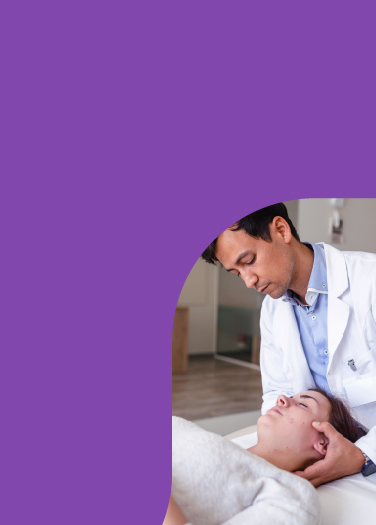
313, 434, 329, 456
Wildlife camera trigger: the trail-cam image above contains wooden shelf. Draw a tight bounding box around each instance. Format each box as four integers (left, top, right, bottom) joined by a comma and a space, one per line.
172, 307, 188, 373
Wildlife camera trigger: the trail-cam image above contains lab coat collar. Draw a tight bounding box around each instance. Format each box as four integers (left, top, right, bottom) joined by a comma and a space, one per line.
320, 242, 349, 297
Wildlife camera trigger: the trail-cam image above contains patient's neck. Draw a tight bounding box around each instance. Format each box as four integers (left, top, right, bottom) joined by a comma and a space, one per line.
247, 443, 304, 472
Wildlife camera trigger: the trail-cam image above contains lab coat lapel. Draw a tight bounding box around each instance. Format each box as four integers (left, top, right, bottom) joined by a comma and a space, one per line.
327, 296, 349, 358
274, 302, 314, 389
324, 243, 350, 357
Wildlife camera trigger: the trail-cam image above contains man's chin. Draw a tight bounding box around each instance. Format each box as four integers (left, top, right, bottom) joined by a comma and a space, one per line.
267, 287, 287, 300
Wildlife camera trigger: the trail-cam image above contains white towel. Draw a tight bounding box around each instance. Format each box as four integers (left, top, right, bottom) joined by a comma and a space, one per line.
172, 417, 320, 525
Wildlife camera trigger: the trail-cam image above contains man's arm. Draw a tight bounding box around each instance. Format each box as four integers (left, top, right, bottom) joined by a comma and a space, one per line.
294, 421, 365, 487
259, 299, 294, 413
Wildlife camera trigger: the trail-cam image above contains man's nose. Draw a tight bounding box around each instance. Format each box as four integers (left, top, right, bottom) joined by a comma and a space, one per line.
244, 272, 258, 289
276, 395, 290, 407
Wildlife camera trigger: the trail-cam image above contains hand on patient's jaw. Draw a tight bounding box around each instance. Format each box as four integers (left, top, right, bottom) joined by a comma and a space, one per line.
294, 421, 365, 487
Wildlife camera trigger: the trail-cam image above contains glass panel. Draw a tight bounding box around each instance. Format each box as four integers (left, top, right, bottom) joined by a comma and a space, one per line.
216, 305, 260, 364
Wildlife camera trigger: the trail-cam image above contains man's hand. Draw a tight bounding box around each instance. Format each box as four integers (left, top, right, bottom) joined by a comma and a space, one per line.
294, 421, 365, 487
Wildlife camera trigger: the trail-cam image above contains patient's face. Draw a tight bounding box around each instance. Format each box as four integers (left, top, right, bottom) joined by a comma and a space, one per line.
258, 391, 331, 466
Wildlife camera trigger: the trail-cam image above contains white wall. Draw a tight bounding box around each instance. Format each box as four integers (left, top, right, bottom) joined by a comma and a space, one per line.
298, 198, 376, 252
284, 199, 299, 232
177, 259, 219, 355
178, 257, 208, 306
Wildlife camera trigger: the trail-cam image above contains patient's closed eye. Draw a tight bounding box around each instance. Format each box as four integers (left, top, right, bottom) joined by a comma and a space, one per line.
299, 403, 308, 408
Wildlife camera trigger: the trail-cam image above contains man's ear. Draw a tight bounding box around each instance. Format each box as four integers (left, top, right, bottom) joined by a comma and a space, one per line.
313, 434, 329, 456
272, 217, 292, 244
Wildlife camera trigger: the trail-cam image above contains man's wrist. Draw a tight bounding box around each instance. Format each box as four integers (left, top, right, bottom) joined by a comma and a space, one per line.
355, 446, 367, 473
359, 450, 376, 477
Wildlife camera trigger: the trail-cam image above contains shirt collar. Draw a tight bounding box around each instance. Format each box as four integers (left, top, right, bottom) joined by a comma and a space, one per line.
282, 243, 328, 307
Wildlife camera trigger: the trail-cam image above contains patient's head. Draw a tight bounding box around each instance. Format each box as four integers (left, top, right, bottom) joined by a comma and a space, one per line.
255, 388, 359, 472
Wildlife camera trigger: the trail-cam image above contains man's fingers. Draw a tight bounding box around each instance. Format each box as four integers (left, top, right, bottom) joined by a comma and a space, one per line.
308, 478, 322, 488
295, 463, 321, 480
312, 421, 339, 439
294, 470, 323, 487
293, 457, 330, 480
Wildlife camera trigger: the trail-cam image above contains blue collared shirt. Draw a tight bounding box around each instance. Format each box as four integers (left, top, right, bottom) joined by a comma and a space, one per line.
282, 243, 331, 393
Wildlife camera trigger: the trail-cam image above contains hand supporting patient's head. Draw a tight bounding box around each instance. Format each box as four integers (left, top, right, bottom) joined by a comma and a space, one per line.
255, 388, 359, 472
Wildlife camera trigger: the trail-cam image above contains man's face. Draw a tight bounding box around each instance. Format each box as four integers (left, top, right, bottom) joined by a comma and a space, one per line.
214, 221, 295, 299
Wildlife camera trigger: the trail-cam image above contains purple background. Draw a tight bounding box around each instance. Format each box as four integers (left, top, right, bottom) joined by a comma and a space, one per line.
1, 1, 376, 523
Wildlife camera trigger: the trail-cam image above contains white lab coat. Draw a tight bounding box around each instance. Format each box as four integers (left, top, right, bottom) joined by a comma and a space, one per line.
260, 243, 376, 464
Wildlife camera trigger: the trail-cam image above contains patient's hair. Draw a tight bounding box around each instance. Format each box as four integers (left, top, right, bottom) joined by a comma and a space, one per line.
201, 203, 300, 265
309, 388, 360, 443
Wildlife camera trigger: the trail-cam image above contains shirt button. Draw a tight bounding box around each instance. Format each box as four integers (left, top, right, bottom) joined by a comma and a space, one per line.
312, 315, 317, 320
324, 349, 329, 355
322, 283, 326, 288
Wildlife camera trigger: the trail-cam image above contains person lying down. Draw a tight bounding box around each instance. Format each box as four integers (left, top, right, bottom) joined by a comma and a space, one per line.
165, 388, 360, 525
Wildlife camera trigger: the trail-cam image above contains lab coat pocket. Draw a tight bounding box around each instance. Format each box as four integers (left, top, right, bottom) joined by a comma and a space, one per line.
343, 373, 376, 408
352, 344, 376, 374
344, 345, 376, 411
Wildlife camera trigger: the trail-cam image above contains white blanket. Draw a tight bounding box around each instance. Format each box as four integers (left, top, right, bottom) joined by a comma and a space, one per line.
172, 417, 320, 525
231, 431, 376, 525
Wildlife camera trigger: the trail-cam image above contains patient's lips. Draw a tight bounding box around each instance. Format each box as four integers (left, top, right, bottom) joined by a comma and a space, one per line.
268, 407, 282, 415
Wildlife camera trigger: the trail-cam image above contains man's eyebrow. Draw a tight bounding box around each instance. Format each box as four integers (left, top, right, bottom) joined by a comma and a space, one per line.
300, 394, 319, 405
235, 251, 252, 265
224, 251, 253, 272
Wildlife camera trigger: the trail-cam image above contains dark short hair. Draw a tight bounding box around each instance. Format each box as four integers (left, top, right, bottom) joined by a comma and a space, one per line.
309, 388, 361, 443
201, 203, 300, 265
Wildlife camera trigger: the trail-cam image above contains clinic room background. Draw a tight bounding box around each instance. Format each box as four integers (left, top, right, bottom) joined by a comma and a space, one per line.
171, 198, 376, 436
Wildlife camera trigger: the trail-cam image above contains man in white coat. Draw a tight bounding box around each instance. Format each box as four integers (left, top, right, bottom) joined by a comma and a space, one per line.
201, 203, 376, 486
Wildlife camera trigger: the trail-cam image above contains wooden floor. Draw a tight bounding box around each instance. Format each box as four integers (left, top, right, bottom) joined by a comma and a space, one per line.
172, 355, 263, 420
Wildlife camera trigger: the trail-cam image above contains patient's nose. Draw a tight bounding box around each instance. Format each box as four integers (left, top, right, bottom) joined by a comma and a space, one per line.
277, 395, 290, 407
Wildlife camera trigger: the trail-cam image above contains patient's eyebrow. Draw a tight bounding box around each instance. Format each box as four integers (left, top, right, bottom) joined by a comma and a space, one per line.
300, 395, 319, 405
